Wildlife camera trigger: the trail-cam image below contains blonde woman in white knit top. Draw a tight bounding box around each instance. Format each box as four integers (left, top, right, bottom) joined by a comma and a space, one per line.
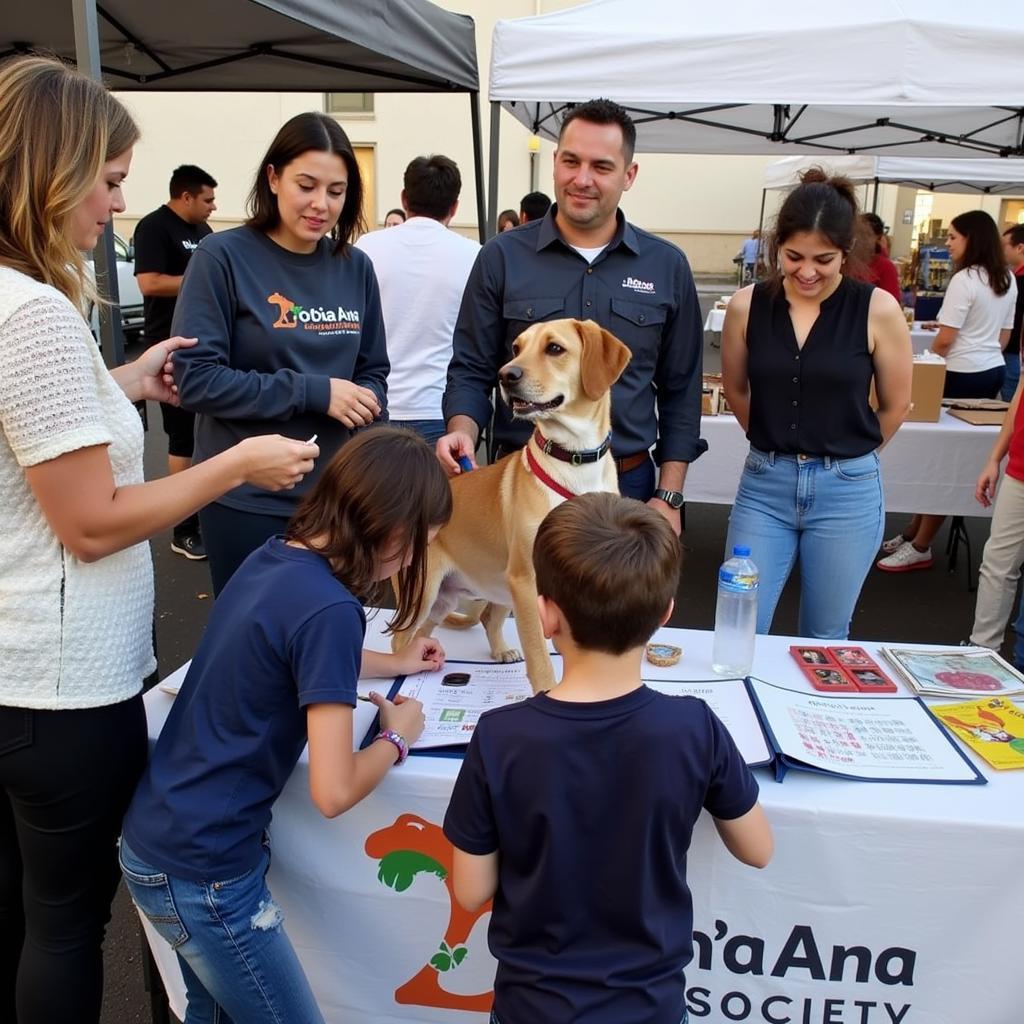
0, 56, 319, 1024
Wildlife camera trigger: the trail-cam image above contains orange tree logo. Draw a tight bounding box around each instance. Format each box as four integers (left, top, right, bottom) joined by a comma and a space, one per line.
364, 813, 493, 1012
267, 292, 301, 328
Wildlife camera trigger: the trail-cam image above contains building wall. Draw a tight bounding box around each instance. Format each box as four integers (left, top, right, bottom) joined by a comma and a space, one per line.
110, 0, 1024, 276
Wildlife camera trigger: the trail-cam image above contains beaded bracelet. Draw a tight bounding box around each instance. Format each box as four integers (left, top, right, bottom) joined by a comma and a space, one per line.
374, 728, 409, 766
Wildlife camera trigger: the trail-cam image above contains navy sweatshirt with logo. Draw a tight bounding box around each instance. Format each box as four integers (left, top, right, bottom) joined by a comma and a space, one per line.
172, 226, 388, 515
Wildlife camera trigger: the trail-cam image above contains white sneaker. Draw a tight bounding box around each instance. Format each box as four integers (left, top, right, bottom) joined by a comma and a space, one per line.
881, 533, 908, 555
876, 541, 933, 573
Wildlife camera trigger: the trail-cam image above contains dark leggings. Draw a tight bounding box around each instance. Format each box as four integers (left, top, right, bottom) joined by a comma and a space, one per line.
0, 694, 147, 1024
199, 502, 291, 597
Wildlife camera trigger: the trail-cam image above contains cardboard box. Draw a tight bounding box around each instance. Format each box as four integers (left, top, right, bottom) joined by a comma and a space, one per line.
906, 359, 945, 422
870, 357, 945, 423
701, 384, 721, 415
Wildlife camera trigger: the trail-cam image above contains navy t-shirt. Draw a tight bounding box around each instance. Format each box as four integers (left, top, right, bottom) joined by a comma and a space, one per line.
122, 539, 363, 881
444, 687, 758, 1024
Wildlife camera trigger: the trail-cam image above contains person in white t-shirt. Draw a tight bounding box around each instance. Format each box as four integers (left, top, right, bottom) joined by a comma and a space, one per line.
878, 210, 1017, 573
356, 156, 480, 445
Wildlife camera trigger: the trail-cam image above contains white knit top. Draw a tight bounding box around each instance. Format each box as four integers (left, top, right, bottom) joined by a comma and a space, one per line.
0, 265, 155, 709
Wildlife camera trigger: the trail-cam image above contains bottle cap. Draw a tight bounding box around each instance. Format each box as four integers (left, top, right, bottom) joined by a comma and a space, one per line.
732, 545, 751, 557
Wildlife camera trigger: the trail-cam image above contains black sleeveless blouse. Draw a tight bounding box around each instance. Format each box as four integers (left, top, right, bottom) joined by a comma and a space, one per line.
745, 276, 881, 457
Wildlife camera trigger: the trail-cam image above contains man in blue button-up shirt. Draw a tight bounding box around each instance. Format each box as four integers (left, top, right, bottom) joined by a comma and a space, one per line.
438, 99, 706, 534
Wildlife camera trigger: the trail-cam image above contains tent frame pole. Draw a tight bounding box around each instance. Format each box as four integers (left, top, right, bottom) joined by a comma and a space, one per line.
470, 92, 486, 244
73, 0, 125, 368
487, 101, 501, 241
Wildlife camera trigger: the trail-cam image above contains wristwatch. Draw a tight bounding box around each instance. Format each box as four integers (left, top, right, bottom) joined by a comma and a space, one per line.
653, 488, 685, 509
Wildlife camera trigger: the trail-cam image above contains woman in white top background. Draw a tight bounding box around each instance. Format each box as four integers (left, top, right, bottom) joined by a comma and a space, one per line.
878, 209, 1017, 573
0, 56, 316, 1023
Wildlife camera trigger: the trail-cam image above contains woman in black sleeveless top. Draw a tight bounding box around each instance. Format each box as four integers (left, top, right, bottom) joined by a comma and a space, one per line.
721, 170, 912, 638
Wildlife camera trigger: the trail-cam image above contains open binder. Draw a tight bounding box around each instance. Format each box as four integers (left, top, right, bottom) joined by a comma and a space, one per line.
360, 664, 986, 785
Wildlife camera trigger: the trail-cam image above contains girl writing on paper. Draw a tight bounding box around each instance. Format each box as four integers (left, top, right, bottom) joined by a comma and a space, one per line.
171, 112, 390, 595
878, 210, 1017, 572
0, 56, 314, 1024
120, 427, 450, 1024
721, 168, 912, 638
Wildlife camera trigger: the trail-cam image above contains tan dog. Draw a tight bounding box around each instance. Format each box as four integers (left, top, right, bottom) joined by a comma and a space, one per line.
391, 318, 631, 692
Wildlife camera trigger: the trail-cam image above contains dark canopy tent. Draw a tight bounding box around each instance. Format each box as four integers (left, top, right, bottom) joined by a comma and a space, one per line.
1, 0, 483, 364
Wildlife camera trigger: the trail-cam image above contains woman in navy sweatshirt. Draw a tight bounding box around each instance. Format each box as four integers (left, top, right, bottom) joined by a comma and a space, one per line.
173, 112, 389, 594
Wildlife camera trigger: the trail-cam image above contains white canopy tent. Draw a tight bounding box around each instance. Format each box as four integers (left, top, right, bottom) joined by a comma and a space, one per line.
763, 156, 1024, 195
487, 0, 1024, 232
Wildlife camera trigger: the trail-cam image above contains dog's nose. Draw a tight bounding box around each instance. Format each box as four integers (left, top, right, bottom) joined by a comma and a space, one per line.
499, 364, 523, 387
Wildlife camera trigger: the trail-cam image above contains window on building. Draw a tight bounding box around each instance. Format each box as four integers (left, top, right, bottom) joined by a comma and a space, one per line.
325, 93, 374, 115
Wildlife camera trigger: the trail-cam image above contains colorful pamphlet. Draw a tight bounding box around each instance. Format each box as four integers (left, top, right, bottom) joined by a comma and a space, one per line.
929, 696, 1024, 770
880, 647, 1024, 699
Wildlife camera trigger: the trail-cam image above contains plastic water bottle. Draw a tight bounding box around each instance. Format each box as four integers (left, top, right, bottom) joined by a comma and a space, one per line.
711, 546, 759, 676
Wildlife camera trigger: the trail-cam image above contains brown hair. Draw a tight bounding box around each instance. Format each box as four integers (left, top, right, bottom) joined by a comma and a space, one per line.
533, 493, 680, 655
766, 167, 865, 289
951, 210, 1012, 296
0, 54, 139, 312
247, 112, 365, 255
286, 428, 452, 632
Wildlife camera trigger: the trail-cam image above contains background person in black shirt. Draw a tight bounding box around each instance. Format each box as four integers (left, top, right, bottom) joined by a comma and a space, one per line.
134, 164, 217, 559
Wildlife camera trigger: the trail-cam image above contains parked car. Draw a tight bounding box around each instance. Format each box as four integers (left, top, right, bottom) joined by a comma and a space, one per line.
86, 232, 145, 345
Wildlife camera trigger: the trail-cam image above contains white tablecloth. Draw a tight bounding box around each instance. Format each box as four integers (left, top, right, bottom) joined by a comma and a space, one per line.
688, 409, 997, 517
141, 615, 1022, 1024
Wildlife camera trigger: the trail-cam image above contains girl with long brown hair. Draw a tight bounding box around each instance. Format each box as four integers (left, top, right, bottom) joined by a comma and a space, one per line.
0, 55, 314, 1023
120, 427, 451, 1023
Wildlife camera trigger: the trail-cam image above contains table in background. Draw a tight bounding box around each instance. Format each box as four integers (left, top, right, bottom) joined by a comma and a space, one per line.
689, 409, 996, 518
141, 615, 1022, 1024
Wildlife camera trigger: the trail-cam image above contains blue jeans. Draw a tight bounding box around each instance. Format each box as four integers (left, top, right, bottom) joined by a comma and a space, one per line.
392, 418, 447, 446
1002, 353, 1020, 402
119, 837, 324, 1024
617, 453, 656, 502
726, 447, 884, 638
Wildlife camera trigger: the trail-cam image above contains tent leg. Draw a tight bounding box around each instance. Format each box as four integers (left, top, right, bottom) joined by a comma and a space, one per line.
73, 0, 126, 368
755, 188, 767, 276
872, 179, 879, 214
470, 92, 486, 245
487, 101, 501, 242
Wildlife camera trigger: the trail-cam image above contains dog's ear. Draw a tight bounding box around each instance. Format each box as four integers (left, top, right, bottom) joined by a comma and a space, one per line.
575, 319, 632, 399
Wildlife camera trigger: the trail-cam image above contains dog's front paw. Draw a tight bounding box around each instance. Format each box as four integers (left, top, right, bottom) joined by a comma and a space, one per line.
493, 646, 523, 664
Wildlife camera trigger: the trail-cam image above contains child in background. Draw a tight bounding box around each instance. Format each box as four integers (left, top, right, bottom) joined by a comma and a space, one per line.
444, 493, 773, 1024
120, 428, 451, 1024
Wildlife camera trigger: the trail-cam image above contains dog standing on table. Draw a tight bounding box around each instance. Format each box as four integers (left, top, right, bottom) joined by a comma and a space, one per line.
391, 318, 631, 693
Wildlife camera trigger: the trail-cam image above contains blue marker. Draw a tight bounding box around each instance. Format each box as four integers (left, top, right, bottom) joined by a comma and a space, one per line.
457, 455, 474, 473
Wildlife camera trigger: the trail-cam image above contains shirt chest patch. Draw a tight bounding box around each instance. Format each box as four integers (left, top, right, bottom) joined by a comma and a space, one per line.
622, 276, 656, 296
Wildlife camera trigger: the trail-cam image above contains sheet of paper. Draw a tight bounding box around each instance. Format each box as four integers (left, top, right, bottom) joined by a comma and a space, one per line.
397, 661, 538, 747
749, 679, 981, 782
643, 677, 772, 767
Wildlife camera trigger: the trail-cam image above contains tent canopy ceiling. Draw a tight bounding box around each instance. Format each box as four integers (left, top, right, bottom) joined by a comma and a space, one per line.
764, 156, 1024, 194
2, 0, 478, 92
490, 0, 1024, 157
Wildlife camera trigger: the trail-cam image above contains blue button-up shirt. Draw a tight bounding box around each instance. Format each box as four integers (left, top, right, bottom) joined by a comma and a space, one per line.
443, 207, 707, 464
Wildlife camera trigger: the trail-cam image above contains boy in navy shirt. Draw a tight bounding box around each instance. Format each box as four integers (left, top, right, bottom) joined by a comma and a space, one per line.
444, 493, 773, 1024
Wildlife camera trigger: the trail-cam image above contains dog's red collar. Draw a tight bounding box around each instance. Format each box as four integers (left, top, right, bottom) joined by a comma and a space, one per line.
532, 428, 611, 465
525, 445, 576, 500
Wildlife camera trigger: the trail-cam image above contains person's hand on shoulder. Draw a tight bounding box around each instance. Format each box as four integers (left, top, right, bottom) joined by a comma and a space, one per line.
234, 435, 319, 491
328, 379, 381, 429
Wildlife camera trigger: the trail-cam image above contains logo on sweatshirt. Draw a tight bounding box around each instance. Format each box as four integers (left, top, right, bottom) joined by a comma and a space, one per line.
266, 293, 361, 334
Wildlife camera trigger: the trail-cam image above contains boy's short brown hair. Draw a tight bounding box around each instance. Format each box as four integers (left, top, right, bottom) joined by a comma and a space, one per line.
532, 493, 681, 655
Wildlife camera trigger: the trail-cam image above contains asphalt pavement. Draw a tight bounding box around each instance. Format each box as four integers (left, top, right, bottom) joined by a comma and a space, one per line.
98, 283, 1006, 1023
